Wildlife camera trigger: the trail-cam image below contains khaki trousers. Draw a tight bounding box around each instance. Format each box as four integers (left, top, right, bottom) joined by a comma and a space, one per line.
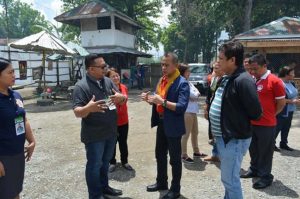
181, 112, 200, 156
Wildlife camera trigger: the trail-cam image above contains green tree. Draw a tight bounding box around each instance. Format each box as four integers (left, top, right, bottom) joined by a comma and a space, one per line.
162, 0, 300, 63
0, 0, 49, 38
218, 0, 300, 37
60, 0, 162, 51
160, 23, 186, 60
162, 0, 223, 63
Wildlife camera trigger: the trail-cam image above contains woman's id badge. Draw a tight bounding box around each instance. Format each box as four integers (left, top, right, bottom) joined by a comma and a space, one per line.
15, 116, 25, 136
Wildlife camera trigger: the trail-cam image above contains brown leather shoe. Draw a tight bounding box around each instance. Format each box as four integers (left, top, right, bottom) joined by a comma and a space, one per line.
204, 156, 220, 162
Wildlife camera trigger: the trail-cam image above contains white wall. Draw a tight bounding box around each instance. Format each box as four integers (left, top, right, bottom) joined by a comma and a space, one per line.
81, 29, 135, 48
0, 45, 72, 86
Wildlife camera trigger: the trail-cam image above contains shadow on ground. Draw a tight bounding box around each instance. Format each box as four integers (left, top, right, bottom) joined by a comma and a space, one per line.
183, 159, 208, 171
107, 196, 134, 199
25, 101, 72, 113
278, 149, 300, 158
158, 191, 188, 199
109, 164, 136, 182
257, 180, 299, 198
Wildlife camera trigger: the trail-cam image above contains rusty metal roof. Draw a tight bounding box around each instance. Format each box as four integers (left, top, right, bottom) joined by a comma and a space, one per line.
55, 0, 140, 28
235, 17, 300, 40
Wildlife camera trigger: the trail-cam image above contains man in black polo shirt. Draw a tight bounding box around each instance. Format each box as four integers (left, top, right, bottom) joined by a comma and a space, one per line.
73, 54, 126, 199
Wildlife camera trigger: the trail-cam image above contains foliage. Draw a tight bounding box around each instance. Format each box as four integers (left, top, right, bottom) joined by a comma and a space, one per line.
162, 0, 300, 63
162, 0, 223, 63
215, 0, 300, 37
60, 0, 162, 51
0, 0, 49, 38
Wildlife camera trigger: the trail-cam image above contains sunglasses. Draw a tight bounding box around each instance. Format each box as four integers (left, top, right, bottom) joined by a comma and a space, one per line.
92, 64, 107, 69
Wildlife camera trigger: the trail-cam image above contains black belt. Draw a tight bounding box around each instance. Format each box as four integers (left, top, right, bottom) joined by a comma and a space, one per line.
158, 114, 164, 119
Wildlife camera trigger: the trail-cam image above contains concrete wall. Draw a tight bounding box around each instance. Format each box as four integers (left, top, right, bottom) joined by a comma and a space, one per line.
81, 29, 135, 48
0, 45, 74, 86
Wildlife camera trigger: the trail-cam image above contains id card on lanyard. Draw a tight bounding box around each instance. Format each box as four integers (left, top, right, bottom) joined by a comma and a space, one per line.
15, 115, 25, 136
14, 97, 25, 136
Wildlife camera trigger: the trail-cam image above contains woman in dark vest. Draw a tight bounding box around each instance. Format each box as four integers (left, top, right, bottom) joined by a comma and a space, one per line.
0, 58, 36, 199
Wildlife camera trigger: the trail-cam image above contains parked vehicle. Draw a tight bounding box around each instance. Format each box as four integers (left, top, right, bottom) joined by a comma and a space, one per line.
188, 63, 211, 95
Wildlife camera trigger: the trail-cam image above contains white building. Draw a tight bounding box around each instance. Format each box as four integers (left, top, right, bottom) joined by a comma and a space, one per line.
55, 0, 150, 70
0, 39, 72, 86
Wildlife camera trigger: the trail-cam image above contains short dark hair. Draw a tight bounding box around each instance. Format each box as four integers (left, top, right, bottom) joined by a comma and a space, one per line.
249, 54, 267, 66
278, 66, 295, 78
84, 54, 102, 69
178, 64, 189, 76
106, 68, 118, 78
244, 53, 252, 59
163, 52, 179, 64
0, 58, 11, 74
218, 41, 244, 67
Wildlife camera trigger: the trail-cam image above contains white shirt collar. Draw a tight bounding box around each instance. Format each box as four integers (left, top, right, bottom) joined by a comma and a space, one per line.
260, 70, 271, 80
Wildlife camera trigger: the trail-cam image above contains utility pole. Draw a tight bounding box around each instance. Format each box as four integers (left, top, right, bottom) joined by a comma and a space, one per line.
3, 0, 11, 61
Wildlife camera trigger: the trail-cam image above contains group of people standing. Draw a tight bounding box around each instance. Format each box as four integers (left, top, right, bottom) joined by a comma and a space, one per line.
0, 40, 299, 199
140, 41, 299, 199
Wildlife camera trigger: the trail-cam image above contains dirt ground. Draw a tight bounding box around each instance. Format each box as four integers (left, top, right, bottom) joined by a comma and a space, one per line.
20, 90, 300, 199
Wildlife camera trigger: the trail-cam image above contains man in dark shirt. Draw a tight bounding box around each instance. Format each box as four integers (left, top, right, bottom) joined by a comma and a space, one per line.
73, 54, 126, 199
209, 42, 262, 199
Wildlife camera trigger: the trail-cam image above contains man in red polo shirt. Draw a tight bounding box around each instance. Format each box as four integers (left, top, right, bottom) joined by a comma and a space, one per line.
241, 54, 286, 189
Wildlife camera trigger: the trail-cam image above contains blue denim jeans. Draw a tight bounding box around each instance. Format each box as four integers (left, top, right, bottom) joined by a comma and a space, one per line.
212, 143, 218, 157
85, 136, 117, 199
215, 137, 251, 199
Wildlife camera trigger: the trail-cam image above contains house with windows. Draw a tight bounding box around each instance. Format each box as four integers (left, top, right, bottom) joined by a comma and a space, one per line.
234, 17, 300, 87
55, 0, 151, 72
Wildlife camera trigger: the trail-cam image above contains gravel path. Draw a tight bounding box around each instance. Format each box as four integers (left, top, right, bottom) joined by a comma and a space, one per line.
21, 95, 300, 199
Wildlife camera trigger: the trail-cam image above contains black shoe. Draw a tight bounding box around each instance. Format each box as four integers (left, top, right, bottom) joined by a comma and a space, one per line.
103, 186, 122, 196
253, 179, 272, 189
122, 163, 134, 171
162, 191, 180, 199
280, 144, 294, 151
240, 170, 257, 178
274, 146, 281, 152
109, 164, 117, 173
146, 183, 168, 192
182, 157, 194, 164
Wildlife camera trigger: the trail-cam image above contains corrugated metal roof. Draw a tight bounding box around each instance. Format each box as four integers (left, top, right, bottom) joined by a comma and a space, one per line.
55, 0, 140, 28
86, 46, 152, 58
235, 17, 300, 40
67, 41, 89, 56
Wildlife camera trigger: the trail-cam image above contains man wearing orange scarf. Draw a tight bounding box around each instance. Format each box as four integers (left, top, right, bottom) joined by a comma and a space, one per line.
141, 53, 190, 199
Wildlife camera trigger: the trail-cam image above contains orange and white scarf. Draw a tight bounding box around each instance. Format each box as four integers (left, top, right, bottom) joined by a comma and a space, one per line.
156, 69, 180, 113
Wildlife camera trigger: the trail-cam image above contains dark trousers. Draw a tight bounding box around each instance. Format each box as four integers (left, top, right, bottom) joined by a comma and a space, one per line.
276, 112, 294, 146
249, 125, 275, 182
110, 123, 129, 165
155, 119, 182, 193
85, 136, 117, 199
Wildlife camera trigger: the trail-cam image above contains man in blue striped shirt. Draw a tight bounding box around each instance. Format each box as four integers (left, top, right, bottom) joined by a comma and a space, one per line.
209, 42, 262, 199
209, 77, 229, 137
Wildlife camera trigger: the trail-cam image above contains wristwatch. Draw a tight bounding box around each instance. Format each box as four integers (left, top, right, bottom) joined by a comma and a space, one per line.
162, 99, 167, 108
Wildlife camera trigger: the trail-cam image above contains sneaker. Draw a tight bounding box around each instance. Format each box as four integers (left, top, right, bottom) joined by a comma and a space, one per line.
122, 163, 134, 171
193, 152, 208, 158
203, 156, 220, 162
109, 164, 116, 173
182, 157, 194, 164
